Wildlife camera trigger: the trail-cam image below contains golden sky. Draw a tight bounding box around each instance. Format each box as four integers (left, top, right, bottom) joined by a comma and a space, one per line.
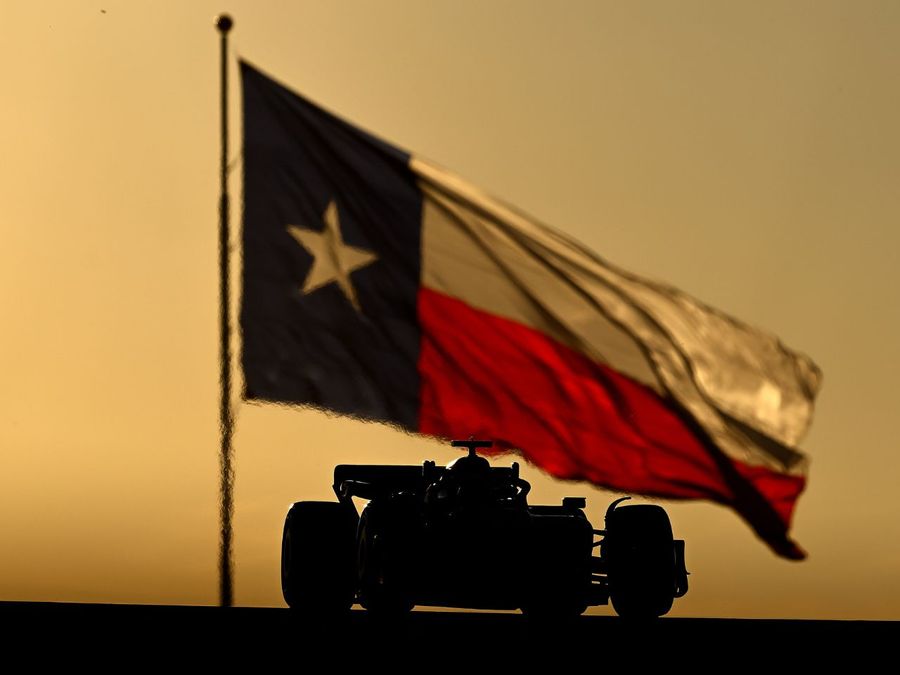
1, 1, 898, 619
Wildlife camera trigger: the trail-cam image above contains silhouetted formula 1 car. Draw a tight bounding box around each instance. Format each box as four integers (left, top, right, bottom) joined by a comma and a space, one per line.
282, 440, 689, 619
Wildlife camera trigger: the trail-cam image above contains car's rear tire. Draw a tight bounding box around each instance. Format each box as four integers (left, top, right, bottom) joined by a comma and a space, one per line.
281, 501, 357, 614
604, 504, 676, 619
521, 517, 590, 621
356, 507, 414, 616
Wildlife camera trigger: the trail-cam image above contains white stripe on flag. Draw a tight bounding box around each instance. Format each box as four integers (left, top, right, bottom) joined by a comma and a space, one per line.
412, 156, 821, 474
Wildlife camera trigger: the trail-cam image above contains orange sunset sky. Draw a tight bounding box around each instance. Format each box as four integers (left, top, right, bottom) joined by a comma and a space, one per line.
1, 1, 898, 619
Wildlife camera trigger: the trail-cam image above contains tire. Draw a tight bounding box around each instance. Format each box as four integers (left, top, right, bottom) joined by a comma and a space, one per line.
604, 504, 676, 619
521, 518, 590, 621
281, 501, 357, 614
356, 507, 414, 616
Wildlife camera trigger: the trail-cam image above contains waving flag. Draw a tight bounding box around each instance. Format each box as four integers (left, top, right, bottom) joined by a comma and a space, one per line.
239, 60, 821, 558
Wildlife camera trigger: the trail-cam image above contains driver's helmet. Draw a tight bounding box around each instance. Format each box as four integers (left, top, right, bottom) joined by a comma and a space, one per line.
445, 453, 492, 505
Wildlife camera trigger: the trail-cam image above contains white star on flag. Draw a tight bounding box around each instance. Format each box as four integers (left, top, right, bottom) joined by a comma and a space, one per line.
287, 200, 378, 312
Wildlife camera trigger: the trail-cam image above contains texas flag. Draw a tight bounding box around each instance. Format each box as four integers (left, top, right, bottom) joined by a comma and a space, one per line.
239, 61, 822, 559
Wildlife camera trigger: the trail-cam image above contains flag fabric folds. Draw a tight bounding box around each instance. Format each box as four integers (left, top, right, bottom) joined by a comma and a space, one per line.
239, 61, 822, 558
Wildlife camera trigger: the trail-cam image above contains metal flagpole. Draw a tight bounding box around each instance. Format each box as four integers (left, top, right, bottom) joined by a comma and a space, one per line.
215, 13, 235, 608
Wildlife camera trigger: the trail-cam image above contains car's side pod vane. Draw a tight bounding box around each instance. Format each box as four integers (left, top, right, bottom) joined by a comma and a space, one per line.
605, 496, 632, 524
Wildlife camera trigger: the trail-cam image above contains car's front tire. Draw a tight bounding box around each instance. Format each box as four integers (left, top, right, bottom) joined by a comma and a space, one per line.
604, 504, 676, 619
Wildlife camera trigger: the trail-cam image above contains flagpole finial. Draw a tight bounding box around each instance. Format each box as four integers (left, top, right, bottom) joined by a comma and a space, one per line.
215, 14, 233, 33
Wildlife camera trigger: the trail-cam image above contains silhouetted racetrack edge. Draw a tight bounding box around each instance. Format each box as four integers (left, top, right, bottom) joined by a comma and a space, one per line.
1, 602, 894, 665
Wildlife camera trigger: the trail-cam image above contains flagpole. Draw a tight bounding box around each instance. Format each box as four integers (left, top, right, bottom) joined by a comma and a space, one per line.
215, 12, 235, 608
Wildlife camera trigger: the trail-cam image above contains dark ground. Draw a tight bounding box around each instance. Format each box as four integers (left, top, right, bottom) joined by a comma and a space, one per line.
1, 602, 895, 667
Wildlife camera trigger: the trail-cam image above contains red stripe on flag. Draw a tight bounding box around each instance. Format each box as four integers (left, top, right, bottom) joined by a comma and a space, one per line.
417, 288, 805, 558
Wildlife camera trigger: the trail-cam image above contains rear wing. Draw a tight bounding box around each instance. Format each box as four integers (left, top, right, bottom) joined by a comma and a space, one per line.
333, 462, 520, 502
333, 464, 424, 499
